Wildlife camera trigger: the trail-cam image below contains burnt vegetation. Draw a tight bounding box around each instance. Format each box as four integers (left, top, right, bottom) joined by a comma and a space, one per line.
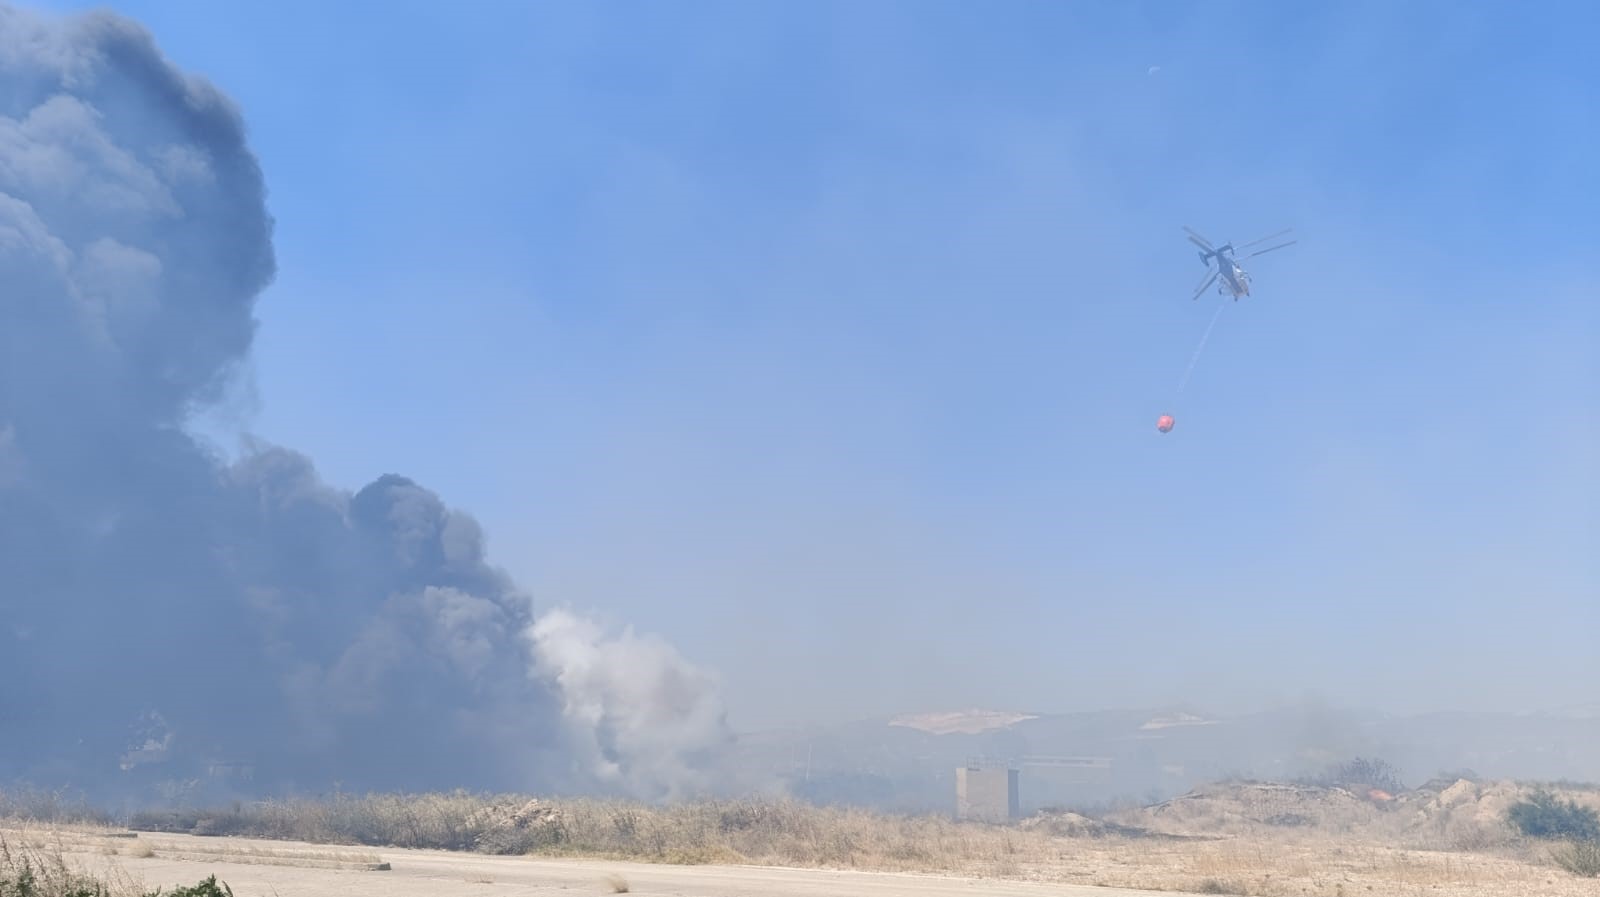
1304, 757, 1406, 795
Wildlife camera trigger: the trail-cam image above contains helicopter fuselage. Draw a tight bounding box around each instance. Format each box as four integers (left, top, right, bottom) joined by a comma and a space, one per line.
1184, 225, 1292, 302
1218, 260, 1249, 297
1200, 248, 1251, 298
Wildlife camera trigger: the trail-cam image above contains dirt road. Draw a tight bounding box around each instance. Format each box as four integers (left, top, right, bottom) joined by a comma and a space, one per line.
54, 830, 1199, 897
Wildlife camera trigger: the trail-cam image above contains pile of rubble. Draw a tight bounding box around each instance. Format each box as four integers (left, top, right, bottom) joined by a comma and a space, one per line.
466, 798, 567, 854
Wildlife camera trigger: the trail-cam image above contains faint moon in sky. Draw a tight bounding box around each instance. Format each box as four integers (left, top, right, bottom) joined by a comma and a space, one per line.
1148, 65, 1161, 76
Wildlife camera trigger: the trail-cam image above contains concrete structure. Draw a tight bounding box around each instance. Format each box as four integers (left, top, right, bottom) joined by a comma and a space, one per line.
205, 760, 256, 782
1015, 755, 1114, 813
955, 764, 1019, 823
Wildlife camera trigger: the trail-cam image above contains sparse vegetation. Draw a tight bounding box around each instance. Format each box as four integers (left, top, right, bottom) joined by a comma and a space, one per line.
1, 831, 121, 897
0, 832, 231, 897
1308, 757, 1404, 794
132, 793, 1046, 871
10, 776, 1600, 896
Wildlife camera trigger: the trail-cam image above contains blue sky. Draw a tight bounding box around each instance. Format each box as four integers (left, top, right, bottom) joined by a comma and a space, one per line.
36, 1, 1597, 727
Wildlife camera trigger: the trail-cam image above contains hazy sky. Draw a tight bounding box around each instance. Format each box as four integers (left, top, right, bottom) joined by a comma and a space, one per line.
33, 0, 1596, 730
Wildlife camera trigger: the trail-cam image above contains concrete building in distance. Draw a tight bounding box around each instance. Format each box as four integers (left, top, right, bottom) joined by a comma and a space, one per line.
1015, 755, 1114, 810
955, 762, 1019, 823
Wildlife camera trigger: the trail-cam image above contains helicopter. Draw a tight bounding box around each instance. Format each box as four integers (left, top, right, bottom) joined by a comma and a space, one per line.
1184, 226, 1296, 301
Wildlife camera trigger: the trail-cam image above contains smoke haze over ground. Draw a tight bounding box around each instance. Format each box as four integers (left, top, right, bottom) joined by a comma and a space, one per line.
0, 3, 729, 803
0, 0, 1594, 814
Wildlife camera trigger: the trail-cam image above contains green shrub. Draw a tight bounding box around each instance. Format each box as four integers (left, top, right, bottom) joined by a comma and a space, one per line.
144, 876, 234, 897
1506, 791, 1600, 841
0, 863, 229, 897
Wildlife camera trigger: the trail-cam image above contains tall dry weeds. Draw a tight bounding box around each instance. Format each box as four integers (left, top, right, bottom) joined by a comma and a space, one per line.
1550, 840, 1600, 877
0, 830, 138, 897
0, 788, 113, 827
99, 782, 1600, 895
129, 793, 1059, 873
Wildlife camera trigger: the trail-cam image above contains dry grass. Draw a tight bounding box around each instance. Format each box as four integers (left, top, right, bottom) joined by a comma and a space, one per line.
148, 839, 379, 865
19, 778, 1599, 896
130, 794, 1061, 872
0, 788, 114, 827
1550, 839, 1600, 877
0, 828, 146, 897
1026, 832, 1594, 896
0, 821, 384, 879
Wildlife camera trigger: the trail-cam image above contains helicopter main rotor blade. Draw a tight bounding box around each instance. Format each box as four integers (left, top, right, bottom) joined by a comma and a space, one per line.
1190, 268, 1219, 300
1183, 226, 1215, 249
1187, 235, 1211, 252
1238, 228, 1293, 250
1245, 240, 1297, 258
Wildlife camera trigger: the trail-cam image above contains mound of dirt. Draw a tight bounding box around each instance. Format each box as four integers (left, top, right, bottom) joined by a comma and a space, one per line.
1392, 778, 1600, 848
1118, 781, 1383, 836
1110, 777, 1600, 846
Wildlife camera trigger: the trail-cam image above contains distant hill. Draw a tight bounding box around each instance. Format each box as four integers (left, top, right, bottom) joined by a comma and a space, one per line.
728, 705, 1600, 814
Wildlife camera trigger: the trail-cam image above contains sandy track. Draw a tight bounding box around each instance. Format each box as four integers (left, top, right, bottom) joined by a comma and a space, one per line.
56, 830, 1197, 897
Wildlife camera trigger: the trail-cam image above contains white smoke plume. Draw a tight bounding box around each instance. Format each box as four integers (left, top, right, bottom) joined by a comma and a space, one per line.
0, 2, 729, 802
529, 609, 732, 801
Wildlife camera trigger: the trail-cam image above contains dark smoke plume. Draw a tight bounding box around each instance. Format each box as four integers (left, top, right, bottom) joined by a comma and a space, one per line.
0, 4, 729, 803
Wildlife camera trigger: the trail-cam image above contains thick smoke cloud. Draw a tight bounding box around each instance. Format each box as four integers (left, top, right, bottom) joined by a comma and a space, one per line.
0, 4, 729, 802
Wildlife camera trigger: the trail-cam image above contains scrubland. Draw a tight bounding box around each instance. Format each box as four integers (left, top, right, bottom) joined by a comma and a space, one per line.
4, 777, 1598, 896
